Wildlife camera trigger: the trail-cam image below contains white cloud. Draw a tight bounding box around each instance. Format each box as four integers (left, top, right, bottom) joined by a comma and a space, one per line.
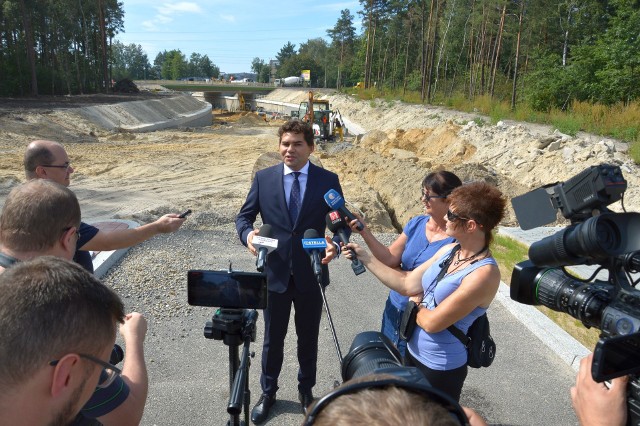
158, 2, 203, 15
142, 20, 158, 31
140, 2, 204, 32
219, 14, 236, 23
156, 15, 173, 24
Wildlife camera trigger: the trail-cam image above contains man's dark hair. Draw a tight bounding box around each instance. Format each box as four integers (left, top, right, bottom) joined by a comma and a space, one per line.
0, 180, 81, 252
0, 256, 125, 389
24, 142, 56, 179
278, 120, 314, 146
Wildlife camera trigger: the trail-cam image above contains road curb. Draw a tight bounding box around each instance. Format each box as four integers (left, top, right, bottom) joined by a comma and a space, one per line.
495, 282, 590, 371
497, 226, 591, 371
91, 219, 139, 279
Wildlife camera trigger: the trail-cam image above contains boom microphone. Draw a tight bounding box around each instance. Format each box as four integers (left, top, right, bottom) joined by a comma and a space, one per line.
323, 189, 364, 231
253, 224, 278, 272
302, 229, 326, 283
325, 211, 366, 276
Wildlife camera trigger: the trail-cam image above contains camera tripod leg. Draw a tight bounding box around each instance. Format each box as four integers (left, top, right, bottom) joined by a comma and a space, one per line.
316, 278, 343, 364
227, 345, 241, 426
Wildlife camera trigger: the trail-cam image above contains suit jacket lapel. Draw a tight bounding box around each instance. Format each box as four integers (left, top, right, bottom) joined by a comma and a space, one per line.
276, 164, 288, 211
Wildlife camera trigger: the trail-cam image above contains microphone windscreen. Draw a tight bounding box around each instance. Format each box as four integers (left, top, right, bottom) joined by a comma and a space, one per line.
259, 224, 273, 238
304, 229, 320, 239
325, 210, 345, 233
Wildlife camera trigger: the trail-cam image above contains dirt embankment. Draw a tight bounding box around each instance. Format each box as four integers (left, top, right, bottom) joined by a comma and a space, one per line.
1, 88, 637, 234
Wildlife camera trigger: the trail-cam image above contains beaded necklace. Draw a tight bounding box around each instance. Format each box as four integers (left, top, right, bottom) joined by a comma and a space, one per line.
453, 246, 488, 266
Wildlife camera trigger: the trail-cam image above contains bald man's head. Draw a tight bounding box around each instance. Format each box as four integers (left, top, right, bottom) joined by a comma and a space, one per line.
24, 140, 74, 186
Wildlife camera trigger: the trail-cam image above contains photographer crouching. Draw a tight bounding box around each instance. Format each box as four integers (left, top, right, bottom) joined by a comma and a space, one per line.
344, 182, 506, 401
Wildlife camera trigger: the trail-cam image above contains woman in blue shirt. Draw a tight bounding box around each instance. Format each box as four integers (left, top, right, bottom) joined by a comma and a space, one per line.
348, 171, 462, 358
345, 181, 506, 401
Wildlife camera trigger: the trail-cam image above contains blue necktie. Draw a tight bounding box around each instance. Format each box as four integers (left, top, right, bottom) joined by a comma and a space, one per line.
289, 172, 301, 223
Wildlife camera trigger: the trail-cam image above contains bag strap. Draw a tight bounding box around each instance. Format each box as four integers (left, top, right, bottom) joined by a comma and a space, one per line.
435, 244, 460, 282
432, 244, 470, 347
447, 323, 470, 347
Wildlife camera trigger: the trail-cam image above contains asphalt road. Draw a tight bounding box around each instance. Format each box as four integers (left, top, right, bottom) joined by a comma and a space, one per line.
105, 228, 580, 426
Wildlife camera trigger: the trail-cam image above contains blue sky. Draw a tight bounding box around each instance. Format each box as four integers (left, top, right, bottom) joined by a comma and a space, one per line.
116, 1, 363, 74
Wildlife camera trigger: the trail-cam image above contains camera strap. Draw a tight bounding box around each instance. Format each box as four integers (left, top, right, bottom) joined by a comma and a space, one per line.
430, 244, 476, 343
421, 244, 461, 304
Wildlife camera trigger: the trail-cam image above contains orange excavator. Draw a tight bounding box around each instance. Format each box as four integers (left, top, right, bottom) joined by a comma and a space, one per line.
298, 91, 333, 141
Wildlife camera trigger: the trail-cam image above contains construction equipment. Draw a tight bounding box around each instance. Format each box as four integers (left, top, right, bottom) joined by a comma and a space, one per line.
282, 76, 303, 86
295, 91, 335, 141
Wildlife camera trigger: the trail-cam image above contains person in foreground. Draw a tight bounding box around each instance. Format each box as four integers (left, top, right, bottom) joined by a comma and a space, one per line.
0, 257, 125, 425
24, 139, 186, 272
0, 179, 80, 272
571, 353, 628, 426
0, 180, 149, 426
302, 373, 488, 426
236, 120, 345, 423
344, 181, 506, 401
348, 170, 462, 359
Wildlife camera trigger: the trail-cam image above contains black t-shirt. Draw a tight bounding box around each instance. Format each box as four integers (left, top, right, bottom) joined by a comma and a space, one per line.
73, 222, 100, 273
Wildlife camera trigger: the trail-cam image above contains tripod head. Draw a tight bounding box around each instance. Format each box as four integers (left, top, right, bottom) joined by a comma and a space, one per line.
205, 308, 258, 347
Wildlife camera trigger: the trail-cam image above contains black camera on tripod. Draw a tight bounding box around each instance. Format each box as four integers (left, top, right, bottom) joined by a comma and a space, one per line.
187, 264, 268, 426
509, 164, 640, 423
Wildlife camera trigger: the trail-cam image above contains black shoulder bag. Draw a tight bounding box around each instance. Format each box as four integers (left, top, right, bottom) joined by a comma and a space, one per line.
399, 245, 460, 341
448, 313, 496, 368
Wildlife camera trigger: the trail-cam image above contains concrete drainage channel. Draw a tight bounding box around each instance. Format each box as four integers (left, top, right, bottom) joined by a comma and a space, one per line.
78, 94, 213, 132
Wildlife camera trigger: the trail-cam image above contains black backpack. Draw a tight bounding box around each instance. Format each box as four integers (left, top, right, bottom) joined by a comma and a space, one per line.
448, 313, 496, 368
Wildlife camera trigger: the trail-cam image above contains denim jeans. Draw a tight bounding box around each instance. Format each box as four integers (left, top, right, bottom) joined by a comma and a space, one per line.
381, 296, 407, 358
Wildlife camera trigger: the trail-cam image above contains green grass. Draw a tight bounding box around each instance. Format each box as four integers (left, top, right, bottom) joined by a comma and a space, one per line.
491, 234, 528, 284
492, 233, 600, 350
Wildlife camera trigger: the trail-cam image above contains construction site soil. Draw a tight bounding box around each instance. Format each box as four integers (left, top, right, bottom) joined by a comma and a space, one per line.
1, 87, 637, 232
0, 85, 623, 425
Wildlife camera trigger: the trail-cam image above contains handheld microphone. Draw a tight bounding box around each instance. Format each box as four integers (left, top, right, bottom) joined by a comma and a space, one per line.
323, 189, 364, 231
325, 211, 366, 276
302, 229, 326, 283
253, 224, 278, 272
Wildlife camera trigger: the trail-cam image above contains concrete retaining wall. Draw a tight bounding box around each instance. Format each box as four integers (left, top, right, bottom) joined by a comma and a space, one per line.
79, 95, 212, 132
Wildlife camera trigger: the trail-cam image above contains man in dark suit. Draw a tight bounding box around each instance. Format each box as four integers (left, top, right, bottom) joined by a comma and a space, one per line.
236, 120, 346, 424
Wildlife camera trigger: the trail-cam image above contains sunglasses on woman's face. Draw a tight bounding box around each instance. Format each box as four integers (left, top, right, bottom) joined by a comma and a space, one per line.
446, 209, 470, 222
421, 191, 446, 202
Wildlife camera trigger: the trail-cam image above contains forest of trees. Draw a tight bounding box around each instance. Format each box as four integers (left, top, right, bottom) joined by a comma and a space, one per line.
266, 0, 639, 111
2, 0, 639, 112
0, 0, 124, 96
0, 0, 220, 96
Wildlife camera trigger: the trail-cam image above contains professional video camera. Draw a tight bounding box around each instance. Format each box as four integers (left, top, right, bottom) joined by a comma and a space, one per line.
509, 164, 640, 424
187, 263, 268, 426
303, 331, 469, 425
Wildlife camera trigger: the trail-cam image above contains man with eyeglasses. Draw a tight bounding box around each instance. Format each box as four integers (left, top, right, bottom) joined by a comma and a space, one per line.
0, 256, 126, 425
24, 139, 186, 273
0, 179, 149, 426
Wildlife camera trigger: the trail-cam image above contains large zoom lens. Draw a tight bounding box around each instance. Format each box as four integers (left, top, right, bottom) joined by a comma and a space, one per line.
529, 212, 640, 267
511, 261, 611, 329
341, 331, 403, 381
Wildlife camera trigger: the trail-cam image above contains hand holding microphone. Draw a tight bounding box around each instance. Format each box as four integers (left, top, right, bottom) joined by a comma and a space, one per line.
323, 189, 364, 231
252, 224, 278, 272
325, 210, 366, 276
